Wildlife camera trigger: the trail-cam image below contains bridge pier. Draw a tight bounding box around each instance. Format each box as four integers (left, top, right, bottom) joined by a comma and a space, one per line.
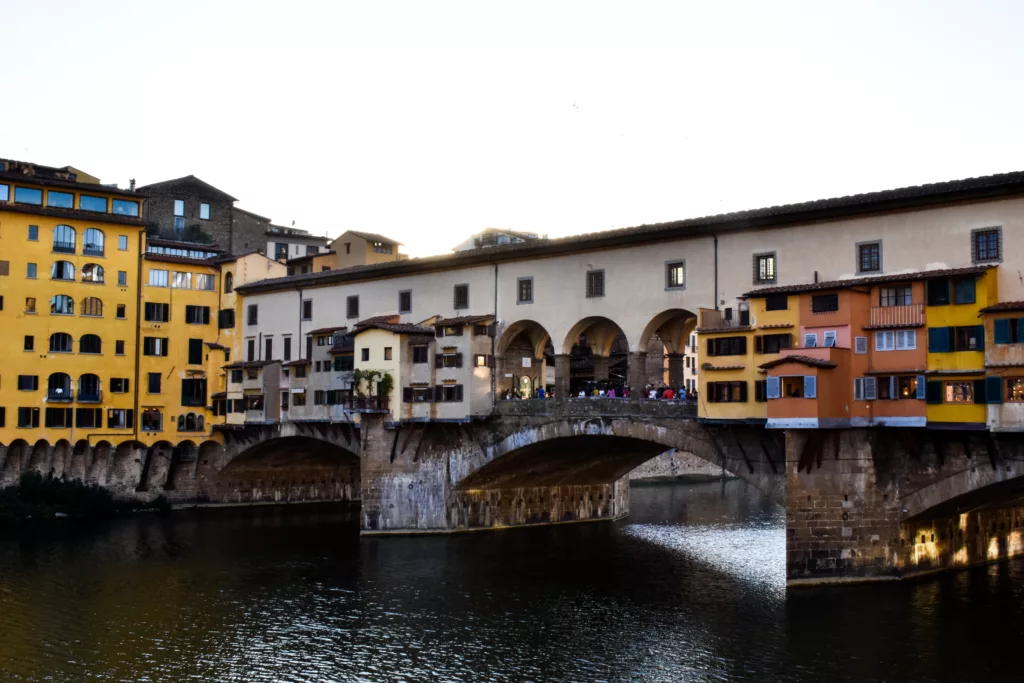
627, 351, 647, 396
554, 354, 570, 399
666, 353, 684, 388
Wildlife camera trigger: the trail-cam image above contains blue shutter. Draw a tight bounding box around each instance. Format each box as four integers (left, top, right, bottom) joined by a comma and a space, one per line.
928, 327, 950, 353
864, 377, 877, 400
926, 380, 943, 404
974, 325, 985, 351
915, 375, 926, 400
766, 376, 780, 399
1018, 319, 1024, 343
804, 376, 817, 399
987, 376, 1003, 404
994, 319, 1011, 344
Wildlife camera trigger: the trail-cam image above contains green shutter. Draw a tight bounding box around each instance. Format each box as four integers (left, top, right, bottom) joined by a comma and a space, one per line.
974, 325, 985, 351
926, 380, 943, 404
986, 377, 1003, 404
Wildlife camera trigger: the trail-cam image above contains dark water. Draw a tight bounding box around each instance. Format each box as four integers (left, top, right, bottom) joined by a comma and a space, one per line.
2, 481, 1024, 682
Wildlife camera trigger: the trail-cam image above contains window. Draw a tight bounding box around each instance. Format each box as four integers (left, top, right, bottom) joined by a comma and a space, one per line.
47, 373, 72, 399
473, 324, 490, 336
115, 340, 125, 355
666, 261, 686, 289
516, 277, 533, 304
49, 332, 73, 353
218, 309, 235, 329
148, 373, 162, 394
756, 334, 792, 354
854, 336, 868, 354
79, 195, 107, 212
705, 381, 748, 403
346, 296, 359, 319
585, 270, 605, 298
194, 273, 214, 291
115, 304, 125, 320
51, 260, 75, 280
382, 346, 393, 361
972, 227, 1001, 263
119, 235, 129, 251
81, 297, 102, 317
897, 376, 920, 399
780, 376, 807, 398
283, 337, 292, 361
895, 330, 916, 350
28, 225, 38, 241
14, 187, 43, 205
24, 262, 37, 280
953, 276, 976, 305
412, 345, 429, 364
47, 191, 73, 208
247, 304, 258, 326
753, 252, 776, 284
181, 378, 207, 407
706, 336, 746, 356
994, 318, 1024, 344
24, 335, 34, 351
174, 199, 185, 216
200, 202, 210, 220
25, 296, 37, 313
361, 348, 370, 362
223, 272, 234, 294
945, 381, 974, 403
149, 269, 169, 287
857, 242, 881, 273
188, 338, 204, 365
45, 408, 74, 429
877, 375, 894, 400
765, 294, 788, 311
453, 284, 469, 310
144, 302, 170, 322
185, 305, 210, 324
399, 290, 412, 313
875, 331, 895, 351
107, 409, 133, 429
0, 184, 7, 201
803, 333, 817, 348
17, 375, 38, 391
474, 354, 489, 367
171, 271, 192, 289
265, 337, 273, 360
83, 228, 104, 256
80, 334, 101, 354
879, 286, 912, 307
143, 337, 169, 356
954, 326, 983, 351
875, 330, 915, 351
296, 362, 311, 377
291, 392, 306, 407
926, 279, 950, 306
76, 408, 103, 429
79, 264, 105, 285
306, 245, 318, 255
811, 294, 839, 313
141, 409, 162, 432
247, 338, 256, 361
50, 294, 74, 315
78, 374, 101, 402
297, 299, 312, 321
1007, 378, 1024, 402
17, 407, 39, 428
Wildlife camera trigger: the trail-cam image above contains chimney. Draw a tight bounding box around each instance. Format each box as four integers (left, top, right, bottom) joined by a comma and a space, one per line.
129, 178, 136, 191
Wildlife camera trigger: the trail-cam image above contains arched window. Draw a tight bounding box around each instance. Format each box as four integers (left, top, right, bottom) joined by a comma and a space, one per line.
51, 261, 75, 280
82, 263, 105, 283
53, 225, 76, 254
177, 415, 186, 431
47, 372, 72, 400
50, 295, 74, 315
80, 297, 103, 317
185, 413, 197, 431
83, 228, 105, 256
196, 414, 204, 430
49, 333, 73, 353
80, 334, 102, 354
78, 374, 100, 402
224, 272, 234, 293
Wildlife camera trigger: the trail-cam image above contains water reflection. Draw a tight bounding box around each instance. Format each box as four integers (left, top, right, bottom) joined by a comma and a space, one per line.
1, 481, 1023, 681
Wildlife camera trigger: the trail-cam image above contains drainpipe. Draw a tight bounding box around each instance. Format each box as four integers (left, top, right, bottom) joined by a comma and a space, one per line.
713, 235, 719, 310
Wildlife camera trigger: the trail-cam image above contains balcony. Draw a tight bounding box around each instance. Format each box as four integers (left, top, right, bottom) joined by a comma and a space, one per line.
697, 308, 750, 331
52, 240, 76, 254
46, 389, 74, 402
77, 390, 102, 403
868, 304, 924, 329
83, 244, 104, 257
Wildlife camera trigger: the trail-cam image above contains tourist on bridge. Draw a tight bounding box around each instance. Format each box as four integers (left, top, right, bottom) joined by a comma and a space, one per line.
662, 386, 675, 400
536, 387, 545, 399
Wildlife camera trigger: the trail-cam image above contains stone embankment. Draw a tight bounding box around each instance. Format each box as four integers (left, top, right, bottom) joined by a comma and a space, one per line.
629, 449, 734, 482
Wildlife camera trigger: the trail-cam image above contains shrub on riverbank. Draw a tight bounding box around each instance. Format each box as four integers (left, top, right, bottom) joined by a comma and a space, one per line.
0, 473, 169, 523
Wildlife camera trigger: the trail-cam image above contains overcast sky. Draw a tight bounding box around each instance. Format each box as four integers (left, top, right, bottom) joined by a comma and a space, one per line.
3, 1, 1023, 256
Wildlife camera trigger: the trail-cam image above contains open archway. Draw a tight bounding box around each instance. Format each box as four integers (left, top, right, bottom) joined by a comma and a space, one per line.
637, 308, 699, 393
561, 316, 630, 396
496, 320, 554, 398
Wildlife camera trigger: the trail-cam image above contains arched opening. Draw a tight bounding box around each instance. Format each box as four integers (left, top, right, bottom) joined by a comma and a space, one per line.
138, 440, 174, 492
51, 440, 71, 477
496, 320, 554, 398
27, 440, 50, 475
80, 297, 103, 317
80, 334, 102, 354
81, 263, 105, 283
78, 374, 101, 402
50, 294, 74, 315
562, 316, 630, 397
47, 372, 72, 400
49, 332, 73, 353
83, 228, 105, 257
87, 440, 113, 485
2, 439, 29, 483
638, 308, 699, 396
51, 260, 75, 280
224, 271, 234, 293
164, 440, 198, 491
70, 439, 91, 480
52, 224, 76, 254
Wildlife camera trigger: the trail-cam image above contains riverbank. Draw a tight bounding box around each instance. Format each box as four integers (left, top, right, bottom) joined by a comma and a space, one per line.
0, 473, 169, 524
628, 449, 735, 483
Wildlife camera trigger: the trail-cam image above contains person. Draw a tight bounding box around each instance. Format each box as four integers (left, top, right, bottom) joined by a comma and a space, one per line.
623, 386, 630, 399
578, 390, 585, 398
607, 387, 616, 398
599, 388, 606, 397
663, 386, 675, 400
537, 386, 545, 399
648, 387, 657, 399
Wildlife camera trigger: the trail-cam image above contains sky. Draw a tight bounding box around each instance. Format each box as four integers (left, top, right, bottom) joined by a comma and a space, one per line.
3, 1, 1024, 257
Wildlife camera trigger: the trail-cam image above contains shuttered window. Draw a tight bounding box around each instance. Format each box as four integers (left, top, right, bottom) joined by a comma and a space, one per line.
586, 270, 605, 298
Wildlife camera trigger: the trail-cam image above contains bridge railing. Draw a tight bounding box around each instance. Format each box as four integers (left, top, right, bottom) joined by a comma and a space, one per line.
495, 397, 697, 419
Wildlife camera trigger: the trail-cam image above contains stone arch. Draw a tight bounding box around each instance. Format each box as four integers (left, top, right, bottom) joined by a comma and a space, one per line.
51, 439, 72, 478
164, 440, 198, 492
562, 316, 631, 395
562, 316, 630, 356
638, 308, 698, 354
27, 439, 51, 476
1, 439, 29, 485
69, 439, 90, 480
637, 308, 699, 390
87, 440, 113, 485
109, 441, 146, 493
496, 319, 554, 397
139, 440, 174, 493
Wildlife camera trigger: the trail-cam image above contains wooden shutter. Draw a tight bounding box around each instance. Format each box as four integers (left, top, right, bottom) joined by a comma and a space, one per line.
435, 354, 443, 369
973, 379, 987, 404
161, 338, 169, 356
754, 336, 763, 354
974, 325, 985, 351
455, 353, 463, 368
402, 387, 413, 403
986, 376, 1003, 404
916, 375, 926, 400
994, 319, 1010, 344
456, 385, 464, 401
925, 380, 943, 404
435, 326, 445, 337
486, 355, 494, 368
864, 377, 877, 400
706, 338, 715, 357
804, 376, 817, 399
928, 327, 950, 352
766, 376, 780, 399
738, 381, 748, 402
434, 386, 444, 402
854, 378, 864, 401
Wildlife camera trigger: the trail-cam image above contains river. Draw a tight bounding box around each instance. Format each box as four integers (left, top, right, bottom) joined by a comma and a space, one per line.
1, 480, 1023, 682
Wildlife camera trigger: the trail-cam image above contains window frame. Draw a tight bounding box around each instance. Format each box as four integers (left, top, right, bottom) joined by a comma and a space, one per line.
517, 277, 534, 304
453, 283, 469, 310
665, 260, 686, 290
752, 252, 777, 285
856, 240, 882, 275
398, 290, 412, 314
972, 226, 1002, 263
585, 269, 605, 298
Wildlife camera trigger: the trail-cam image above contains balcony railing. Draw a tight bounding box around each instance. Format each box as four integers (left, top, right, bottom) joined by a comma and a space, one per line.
83, 244, 104, 257
52, 240, 76, 254
869, 303, 924, 328
77, 390, 102, 403
697, 308, 749, 330
46, 389, 74, 402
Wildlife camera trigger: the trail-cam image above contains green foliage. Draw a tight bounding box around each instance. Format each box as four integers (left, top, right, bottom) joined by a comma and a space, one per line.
352, 369, 393, 399
376, 371, 394, 400
0, 472, 169, 524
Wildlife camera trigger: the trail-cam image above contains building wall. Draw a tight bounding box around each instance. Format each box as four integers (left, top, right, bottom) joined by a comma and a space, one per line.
353, 328, 402, 421
143, 183, 232, 248
229, 209, 271, 255
329, 233, 406, 269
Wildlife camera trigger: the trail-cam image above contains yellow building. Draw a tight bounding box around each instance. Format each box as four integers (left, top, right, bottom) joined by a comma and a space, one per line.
0, 159, 144, 449
923, 266, 997, 429
287, 230, 408, 275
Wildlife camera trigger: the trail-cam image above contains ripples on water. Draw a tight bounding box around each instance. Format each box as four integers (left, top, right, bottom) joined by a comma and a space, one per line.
2, 480, 1024, 682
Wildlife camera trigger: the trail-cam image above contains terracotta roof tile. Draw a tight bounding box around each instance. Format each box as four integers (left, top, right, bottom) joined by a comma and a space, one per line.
758, 355, 837, 370
980, 301, 1024, 313
434, 314, 494, 326
351, 322, 435, 336
745, 266, 993, 298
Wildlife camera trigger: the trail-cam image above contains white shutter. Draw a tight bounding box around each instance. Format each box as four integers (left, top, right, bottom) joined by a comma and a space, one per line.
766, 376, 781, 399
865, 376, 877, 400
804, 375, 817, 398
854, 378, 864, 401
804, 333, 817, 348
854, 336, 867, 354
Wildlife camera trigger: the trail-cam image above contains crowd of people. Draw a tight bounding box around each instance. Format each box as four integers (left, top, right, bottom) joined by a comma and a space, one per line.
501, 383, 698, 402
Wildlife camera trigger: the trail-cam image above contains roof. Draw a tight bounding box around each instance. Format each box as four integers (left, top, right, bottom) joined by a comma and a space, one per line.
758, 355, 837, 370
309, 326, 349, 336
136, 175, 238, 202
434, 314, 494, 327
205, 342, 229, 350
223, 360, 275, 370
287, 250, 335, 265
347, 230, 402, 246
980, 301, 1024, 313
702, 364, 746, 371
236, 168, 1024, 295
144, 253, 219, 266
351, 322, 435, 336
696, 325, 753, 334
865, 368, 926, 375
353, 314, 400, 328
233, 206, 272, 223
744, 266, 994, 298
0, 163, 140, 198
757, 323, 794, 330
282, 359, 311, 367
